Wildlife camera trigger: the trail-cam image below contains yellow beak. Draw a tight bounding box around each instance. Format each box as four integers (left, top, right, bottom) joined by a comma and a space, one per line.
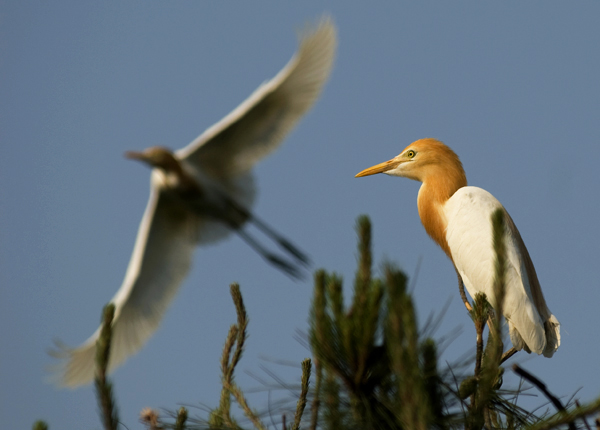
355, 158, 401, 177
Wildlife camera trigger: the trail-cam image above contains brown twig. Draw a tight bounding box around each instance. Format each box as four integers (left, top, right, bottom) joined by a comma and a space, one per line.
525, 397, 600, 430
512, 364, 576, 430
576, 400, 592, 430
500, 347, 518, 364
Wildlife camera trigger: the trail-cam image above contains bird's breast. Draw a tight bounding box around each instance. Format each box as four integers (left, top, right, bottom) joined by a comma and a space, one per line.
443, 187, 503, 231
151, 169, 184, 191
443, 186, 507, 299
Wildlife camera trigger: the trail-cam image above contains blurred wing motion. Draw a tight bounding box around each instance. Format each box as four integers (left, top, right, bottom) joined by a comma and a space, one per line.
51, 189, 200, 385
177, 16, 337, 177
51, 17, 336, 388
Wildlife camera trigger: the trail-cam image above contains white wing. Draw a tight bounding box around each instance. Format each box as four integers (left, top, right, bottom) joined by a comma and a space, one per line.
176, 17, 336, 178
444, 186, 559, 356
52, 178, 200, 387
503, 210, 560, 357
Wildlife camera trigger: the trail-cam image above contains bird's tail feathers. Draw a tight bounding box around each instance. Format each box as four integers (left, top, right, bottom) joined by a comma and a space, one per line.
508, 313, 560, 358
542, 314, 560, 358
508, 323, 531, 354
47, 335, 99, 388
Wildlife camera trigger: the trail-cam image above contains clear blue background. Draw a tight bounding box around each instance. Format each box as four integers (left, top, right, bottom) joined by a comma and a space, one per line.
2, 2, 599, 428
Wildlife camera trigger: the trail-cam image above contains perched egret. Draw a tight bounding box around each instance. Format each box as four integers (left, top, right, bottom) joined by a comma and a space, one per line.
355, 139, 560, 357
52, 17, 336, 387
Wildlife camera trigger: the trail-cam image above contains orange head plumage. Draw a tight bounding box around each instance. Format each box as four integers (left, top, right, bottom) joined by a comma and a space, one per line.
355, 138, 467, 258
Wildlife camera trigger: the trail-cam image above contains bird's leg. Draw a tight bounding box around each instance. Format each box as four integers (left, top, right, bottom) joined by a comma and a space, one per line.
207, 193, 310, 273
457, 267, 519, 362
235, 229, 303, 280
221, 195, 310, 267
247, 214, 311, 266
455, 268, 472, 311
500, 347, 518, 364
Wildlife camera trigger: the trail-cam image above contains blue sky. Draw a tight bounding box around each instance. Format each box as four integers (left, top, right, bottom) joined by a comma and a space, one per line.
2, 2, 600, 428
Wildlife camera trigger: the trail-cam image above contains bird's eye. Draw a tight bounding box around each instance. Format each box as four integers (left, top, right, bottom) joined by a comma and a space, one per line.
406, 150, 416, 158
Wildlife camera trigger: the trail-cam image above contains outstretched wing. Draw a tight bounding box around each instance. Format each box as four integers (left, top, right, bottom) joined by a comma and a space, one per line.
176, 17, 336, 179
52, 181, 200, 387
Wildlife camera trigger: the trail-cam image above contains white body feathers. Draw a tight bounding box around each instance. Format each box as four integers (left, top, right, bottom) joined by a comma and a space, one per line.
444, 187, 560, 356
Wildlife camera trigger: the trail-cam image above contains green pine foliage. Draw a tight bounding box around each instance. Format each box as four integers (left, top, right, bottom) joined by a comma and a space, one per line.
309, 215, 442, 429
95, 304, 120, 430
36, 214, 600, 429
306, 213, 600, 430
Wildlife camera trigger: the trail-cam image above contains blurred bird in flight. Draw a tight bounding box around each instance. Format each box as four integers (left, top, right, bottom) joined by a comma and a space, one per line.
52, 17, 336, 387
356, 138, 560, 357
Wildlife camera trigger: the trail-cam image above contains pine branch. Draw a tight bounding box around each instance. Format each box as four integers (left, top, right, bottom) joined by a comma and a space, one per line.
174, 407, 188, 430
226, 380, 266, 430
309, 359, 323, 430
94, 304, 120, 430
524, 396, 600, 430
32, 421, 48, 430
513, 364, 576, 430
291, 358, 311, 430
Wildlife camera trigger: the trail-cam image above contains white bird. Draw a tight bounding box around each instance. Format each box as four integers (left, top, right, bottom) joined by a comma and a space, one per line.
355, 138, 560, 357
52, 17, 337, 387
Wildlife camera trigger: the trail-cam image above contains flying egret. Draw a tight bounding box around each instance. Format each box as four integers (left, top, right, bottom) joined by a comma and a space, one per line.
52, 17, 337, 387
355, 139, 560, 357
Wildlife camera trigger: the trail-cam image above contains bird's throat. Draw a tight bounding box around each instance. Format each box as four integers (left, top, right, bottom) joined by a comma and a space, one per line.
417, 187, 452, 258
417, 174, 465, 259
